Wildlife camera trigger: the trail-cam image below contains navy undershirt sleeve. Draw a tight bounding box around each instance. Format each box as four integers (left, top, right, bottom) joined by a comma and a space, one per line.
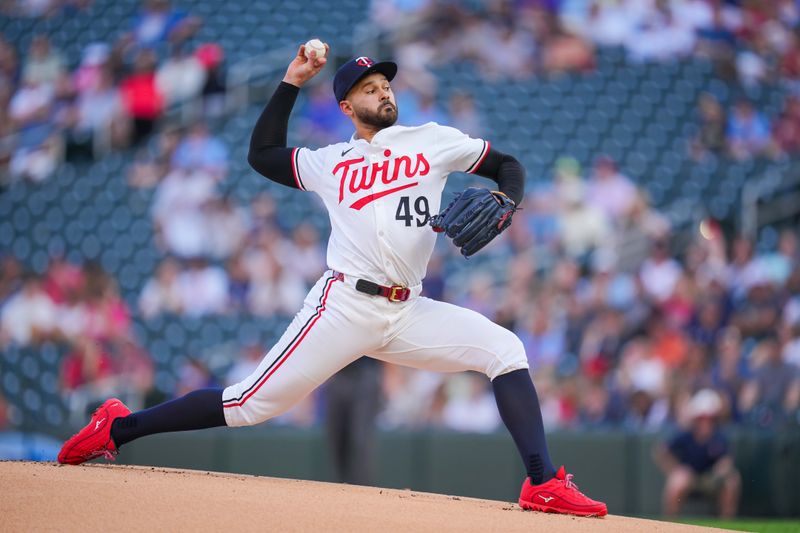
473, 147, 525, 205
247, 81, 301, 189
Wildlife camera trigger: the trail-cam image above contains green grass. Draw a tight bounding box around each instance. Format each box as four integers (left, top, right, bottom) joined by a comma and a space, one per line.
679, 518, 800, 532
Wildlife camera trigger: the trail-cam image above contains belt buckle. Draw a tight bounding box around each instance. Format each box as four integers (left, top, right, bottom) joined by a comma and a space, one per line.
388, 285, 405, 302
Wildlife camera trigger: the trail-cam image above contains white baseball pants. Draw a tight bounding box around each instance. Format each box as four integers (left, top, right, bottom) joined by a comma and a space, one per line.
222, 270, 528, 427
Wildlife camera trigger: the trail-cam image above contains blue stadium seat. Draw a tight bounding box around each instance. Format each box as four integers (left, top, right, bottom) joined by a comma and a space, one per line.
118, 262, 144, 292
165, 322, 188, 349
41, 371, 59, 395
63, 218, 85, 246
155, 370, 176, 394
80, 234, 102, 259
236, 319, 264, 346
44, 403, 64, 426
150, 339, 172, 364
200, 321, 223, 346
23, 388, 42, 412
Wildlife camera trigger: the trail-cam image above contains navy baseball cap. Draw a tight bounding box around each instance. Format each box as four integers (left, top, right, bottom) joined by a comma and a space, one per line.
333, 56, 397, 102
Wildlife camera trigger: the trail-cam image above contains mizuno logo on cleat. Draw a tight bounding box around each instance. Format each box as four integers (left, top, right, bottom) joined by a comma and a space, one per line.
95, 418, 106, 430
539, 496, 554, 503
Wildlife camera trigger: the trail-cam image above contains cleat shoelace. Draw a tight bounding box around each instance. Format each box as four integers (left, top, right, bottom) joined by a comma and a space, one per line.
82, 448, 116, 461
562, 473, 597, 504
101, 450, 117, 460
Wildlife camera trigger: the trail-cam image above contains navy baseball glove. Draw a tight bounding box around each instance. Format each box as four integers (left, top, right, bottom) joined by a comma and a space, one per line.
429, 187, 517, 257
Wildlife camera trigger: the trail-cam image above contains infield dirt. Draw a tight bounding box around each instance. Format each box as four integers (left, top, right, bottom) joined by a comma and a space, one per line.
0, 461, 732, 532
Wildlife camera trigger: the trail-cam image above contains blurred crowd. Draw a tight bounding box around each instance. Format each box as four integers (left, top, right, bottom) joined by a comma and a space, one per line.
0, 1, 92, 18
374, 0, 800, 79
128, 120, 326, 318
380, 157, 800, 434
3, 148, 799, 433
691, 91, 800, 160
0, 254, 153, 403
0, 0, 225, 186
373, 0, 800, 162
1, 0, 800, 436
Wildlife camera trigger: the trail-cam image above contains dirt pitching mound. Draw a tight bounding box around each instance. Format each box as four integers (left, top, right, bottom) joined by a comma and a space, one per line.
1, 461, 729, 532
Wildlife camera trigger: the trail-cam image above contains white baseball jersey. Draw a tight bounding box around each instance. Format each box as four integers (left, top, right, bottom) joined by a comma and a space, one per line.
290, 122, 490, 288
222, 121, 528, 428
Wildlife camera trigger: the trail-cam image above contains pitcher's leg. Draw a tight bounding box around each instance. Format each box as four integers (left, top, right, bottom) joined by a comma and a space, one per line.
377, 297, 553, 483
492, 370, 555, 484
376, 297, 528, 378
62, 273, 368, 465
111, 388, 226, 448
59, 388, 228, 464
110, 274, 351, 447
222, 274, 376, 427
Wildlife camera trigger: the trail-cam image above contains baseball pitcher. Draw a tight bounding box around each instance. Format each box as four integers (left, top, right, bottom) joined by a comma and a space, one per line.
59, 43, 607, 517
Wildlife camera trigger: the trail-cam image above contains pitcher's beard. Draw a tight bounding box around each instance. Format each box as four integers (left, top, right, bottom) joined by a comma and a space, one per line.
355, 102, 398, 129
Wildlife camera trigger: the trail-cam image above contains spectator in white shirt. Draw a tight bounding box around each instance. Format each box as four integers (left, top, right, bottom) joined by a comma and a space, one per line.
176, 257, 228, 316
9, 78, 53, 131
225, 344, 264, 386
0, 273, 59, 346
586, 156, 637, 223
442, 373, 501, 433
625, 4, 696, 63
640, 238, 684, 303
206, 196, 248, 260
152, 167, 217, 257
557, 171, 611, 260
156, 45, 206, 106
583, 0, 643, 47
280, 223, 326, 287
247, 254, 306, 317
139, 257, 184, 318
22, 35, 64, 87
170, 121, 228, 178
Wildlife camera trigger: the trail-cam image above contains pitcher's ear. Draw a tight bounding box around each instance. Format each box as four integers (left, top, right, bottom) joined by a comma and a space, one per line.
339, 100, 353, 117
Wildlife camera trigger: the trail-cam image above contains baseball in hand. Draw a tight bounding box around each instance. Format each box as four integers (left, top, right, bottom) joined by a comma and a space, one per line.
304, 39, 326, 59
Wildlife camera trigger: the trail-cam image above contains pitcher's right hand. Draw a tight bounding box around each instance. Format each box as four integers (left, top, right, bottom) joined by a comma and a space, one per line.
283, 42, 329, 88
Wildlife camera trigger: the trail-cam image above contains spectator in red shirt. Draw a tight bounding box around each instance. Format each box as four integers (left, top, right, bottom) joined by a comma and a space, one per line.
42, 255, 85, 305
771, 95, 800, 156
81, 263, 132, 344
120, 49, 164, 144
61, 336, 116, 392
0, 392, 8, 430
780, 33, 800, 86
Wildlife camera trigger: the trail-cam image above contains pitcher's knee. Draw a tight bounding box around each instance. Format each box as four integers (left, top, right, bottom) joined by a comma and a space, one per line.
221, 382, 283, 427
222, 396, 290, 427
222, 404, 263, 427
486, 331, 528, 380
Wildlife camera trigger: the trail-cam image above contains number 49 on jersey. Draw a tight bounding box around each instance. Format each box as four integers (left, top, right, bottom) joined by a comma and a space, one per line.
395, 195, 430, 227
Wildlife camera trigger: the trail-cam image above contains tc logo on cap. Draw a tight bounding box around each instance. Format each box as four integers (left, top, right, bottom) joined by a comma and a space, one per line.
356, 57, 374, 67
333, 57, 397, 102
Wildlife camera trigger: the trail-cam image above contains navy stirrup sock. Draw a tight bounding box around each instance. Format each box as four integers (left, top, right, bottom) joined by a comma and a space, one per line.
492, 369, 556, 485
111, 388, 227, 448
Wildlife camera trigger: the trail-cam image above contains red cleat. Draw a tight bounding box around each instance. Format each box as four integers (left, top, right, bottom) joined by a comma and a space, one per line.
518, 466, 608, 517
58, 398, 131, 465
